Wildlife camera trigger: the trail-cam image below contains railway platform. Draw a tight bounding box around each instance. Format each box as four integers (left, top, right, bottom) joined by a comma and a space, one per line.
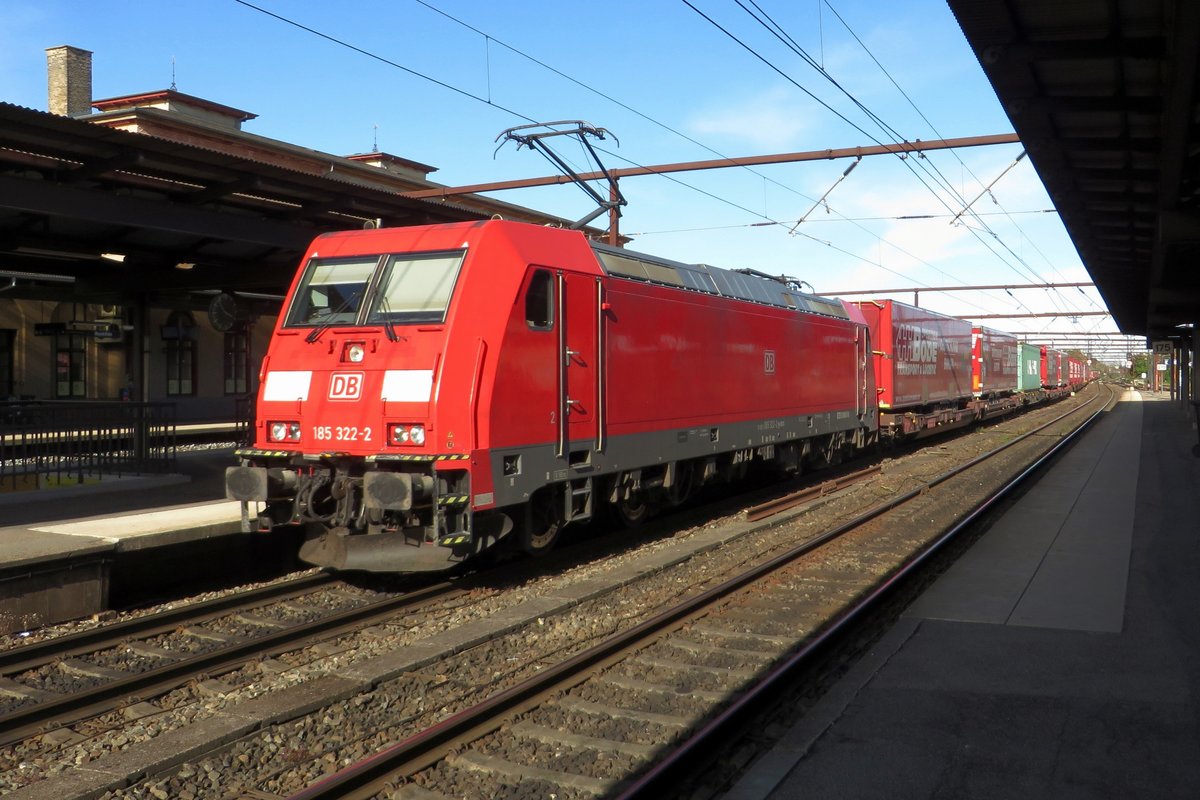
0, 447, 244, 635
729, 388, 1200, 799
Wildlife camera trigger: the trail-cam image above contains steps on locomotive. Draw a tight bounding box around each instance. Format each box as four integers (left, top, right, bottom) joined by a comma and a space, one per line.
566, 477, 594, 523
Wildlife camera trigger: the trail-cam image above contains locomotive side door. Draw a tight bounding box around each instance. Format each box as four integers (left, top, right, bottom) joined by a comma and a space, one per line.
556, 271, 602, 460
856, 324, 871, 418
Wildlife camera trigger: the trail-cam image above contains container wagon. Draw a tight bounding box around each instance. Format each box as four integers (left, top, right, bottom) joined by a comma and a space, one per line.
1017, 342, 1043, 393
1041, 347, 1067, 389
972, 326, 1019, 398
853, 299, 973, 438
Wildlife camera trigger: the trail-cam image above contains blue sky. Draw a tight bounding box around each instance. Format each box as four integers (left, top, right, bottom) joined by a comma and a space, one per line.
0, 0, 1131, 359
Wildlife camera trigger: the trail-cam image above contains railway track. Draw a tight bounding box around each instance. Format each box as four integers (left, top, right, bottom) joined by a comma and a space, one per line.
0, 574, 467, 750
277, 386, 1112, 799
744, 464, 881, 521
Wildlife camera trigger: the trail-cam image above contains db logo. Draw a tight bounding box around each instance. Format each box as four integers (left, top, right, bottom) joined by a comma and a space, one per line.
328, 372, 364, 400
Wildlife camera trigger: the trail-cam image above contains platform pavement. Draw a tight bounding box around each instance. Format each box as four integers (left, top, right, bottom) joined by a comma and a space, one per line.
0, 447, 241, 570
726, 389, 1200, 799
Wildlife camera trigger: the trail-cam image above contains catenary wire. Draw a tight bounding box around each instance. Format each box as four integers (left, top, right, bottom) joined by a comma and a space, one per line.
684, 0, 1046, 315
236, 0, 1008, 313
728, 0, 1087, 318
820, 0, 1089, 311
235, 0, 1063, 321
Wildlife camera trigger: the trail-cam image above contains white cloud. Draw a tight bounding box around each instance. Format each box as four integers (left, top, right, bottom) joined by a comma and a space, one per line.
686, 86, 811, 151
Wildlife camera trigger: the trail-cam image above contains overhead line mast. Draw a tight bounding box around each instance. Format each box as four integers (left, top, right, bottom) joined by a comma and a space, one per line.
968, 311, 1110, 320
826, 281, 1096, 307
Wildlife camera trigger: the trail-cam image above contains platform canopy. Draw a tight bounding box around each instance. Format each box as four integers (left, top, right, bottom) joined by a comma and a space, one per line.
0, 102, 557, 305
948, 0, 1200, 342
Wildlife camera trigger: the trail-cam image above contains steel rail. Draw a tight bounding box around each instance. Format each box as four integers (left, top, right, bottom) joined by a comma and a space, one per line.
285, 387, 1107, 800
616, 386, 1112, 797
0, 578, 464, 749
0, 572, 335, 675
745, 464, 882, 522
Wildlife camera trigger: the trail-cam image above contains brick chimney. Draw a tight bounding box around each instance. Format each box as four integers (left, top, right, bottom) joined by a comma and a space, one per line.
46, 45, 93, 117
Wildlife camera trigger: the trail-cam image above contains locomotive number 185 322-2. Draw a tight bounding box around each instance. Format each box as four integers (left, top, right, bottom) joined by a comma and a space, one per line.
313, 426, 373, 442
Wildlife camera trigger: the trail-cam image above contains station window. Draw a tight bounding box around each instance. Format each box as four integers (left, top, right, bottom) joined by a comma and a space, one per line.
0, 329, 14, 398
54, 333, 87, 398
163, 311, 196, 396
525, 269, 553, 330
223, 330, 250, 395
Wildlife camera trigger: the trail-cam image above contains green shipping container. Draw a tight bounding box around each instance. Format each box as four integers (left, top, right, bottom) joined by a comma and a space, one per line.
1018, 343, 1042, 392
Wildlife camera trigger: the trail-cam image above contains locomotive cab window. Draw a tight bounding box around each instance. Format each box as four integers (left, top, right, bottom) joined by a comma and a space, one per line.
366, 250, 465, 326
525, 269, 553, 330
285, 257, 378, 327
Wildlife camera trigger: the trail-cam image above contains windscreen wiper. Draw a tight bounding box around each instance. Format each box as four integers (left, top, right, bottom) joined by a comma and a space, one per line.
377, 295, 398, 342
305, 292, 361, 344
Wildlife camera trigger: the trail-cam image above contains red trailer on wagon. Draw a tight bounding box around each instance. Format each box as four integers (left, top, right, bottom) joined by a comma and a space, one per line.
853, 299, 974, 438
971, 326, 1019, 398
1041, 347, 1068, 388
1067, 356, 1088, 387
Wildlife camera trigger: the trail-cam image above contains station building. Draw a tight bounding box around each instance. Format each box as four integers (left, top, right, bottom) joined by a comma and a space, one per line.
0, 46, 572, 422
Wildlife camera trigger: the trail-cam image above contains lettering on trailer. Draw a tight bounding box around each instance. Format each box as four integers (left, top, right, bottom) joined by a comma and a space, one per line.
894, 324, 942, 376
329, 372, 364, 401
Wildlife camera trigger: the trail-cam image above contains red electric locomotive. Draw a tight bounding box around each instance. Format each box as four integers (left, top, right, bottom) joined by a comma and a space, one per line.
227, 220, 878, 572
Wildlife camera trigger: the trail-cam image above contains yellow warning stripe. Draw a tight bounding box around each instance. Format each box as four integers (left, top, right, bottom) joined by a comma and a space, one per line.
437, 495, 469, 507
371, 453, 470, 463
235, 448, 296, 458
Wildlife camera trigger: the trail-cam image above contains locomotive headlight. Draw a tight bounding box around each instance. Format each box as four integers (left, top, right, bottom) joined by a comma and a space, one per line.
346, 343, 365, 363
388, 423, 426, 446
268, 421, 302, 442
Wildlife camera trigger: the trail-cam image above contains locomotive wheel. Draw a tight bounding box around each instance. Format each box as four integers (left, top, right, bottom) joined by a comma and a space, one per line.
519, 494, 561, 555
665, 462, 694, 508
613, 492, 652, 527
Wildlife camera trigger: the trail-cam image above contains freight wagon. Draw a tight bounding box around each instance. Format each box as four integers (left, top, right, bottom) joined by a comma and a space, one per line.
1041, 347, 1067, 388
972, 326, 1019, 398
853, 299, 974, 437
1018, 342, 1043, 393
1067, 356, 1087, 386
